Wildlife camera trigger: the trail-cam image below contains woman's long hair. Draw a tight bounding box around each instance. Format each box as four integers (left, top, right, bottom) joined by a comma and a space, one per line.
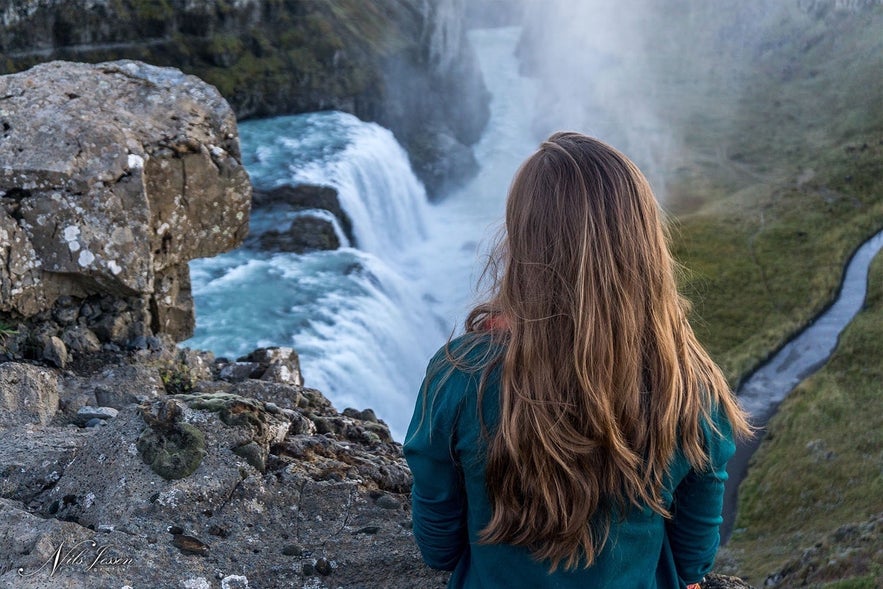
461, 132, 751, 571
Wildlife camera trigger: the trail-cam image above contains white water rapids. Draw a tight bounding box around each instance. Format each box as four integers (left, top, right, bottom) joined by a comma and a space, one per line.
185, 28, 538, 440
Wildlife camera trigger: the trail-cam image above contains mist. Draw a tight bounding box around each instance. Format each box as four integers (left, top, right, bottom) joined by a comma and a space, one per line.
464, 0, 872, 202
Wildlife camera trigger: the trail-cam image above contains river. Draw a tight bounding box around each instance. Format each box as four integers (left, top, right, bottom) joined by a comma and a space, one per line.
721, 228, 883, 541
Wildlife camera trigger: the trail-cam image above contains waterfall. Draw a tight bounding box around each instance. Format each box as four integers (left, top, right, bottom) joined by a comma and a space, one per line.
187, 28, 536, 440
239, 111, 429, 257
187, 113, 445, 438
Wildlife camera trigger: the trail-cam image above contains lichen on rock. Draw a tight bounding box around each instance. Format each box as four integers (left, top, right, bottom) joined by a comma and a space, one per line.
0, 59, 251, 348
137, 399, 207, 480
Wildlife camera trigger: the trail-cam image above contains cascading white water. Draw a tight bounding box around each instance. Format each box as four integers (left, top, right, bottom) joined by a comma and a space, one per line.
186, 113, 444, 439
185, 28, 536, 440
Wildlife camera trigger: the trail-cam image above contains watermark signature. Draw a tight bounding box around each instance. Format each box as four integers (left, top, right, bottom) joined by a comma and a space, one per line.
17, 539, 133, 578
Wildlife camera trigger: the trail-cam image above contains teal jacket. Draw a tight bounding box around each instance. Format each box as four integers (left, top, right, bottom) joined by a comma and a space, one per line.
403, 333, 735, 588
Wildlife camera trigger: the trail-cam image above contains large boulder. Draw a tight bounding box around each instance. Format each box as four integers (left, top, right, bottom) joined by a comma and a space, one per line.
0, 60, 251, 342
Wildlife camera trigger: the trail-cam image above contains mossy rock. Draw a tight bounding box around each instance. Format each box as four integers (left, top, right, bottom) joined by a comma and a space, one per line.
178, 392, 269, 435
137, 422, 206, 480
232, 441, 266, 472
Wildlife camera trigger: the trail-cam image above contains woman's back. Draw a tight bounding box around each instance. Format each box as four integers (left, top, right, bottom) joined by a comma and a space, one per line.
405, 332, 736, 588
404, 133, 751, 587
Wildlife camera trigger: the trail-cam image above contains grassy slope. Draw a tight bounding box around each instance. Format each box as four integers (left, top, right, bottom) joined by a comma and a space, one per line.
656, 5, 883, 586
668, 6, 883, 382
727, 255, 883, 586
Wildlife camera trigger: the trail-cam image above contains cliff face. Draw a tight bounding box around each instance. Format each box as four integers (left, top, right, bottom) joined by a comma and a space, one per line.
0, 0, 489, 196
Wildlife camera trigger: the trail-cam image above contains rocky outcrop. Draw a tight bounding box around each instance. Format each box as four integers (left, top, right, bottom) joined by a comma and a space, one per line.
0, 60, 251, 352
251, 184, 353, 254
0, 341, 447, 589
0, 0, 490, 197
0, 363, 58, 427
0, 343, 754, 588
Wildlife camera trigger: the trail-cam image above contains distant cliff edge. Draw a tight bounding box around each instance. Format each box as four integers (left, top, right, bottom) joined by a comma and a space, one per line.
0, 0, 490, 197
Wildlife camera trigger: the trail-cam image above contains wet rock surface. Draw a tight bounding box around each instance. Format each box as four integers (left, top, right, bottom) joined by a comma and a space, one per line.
252, 184, 354, 246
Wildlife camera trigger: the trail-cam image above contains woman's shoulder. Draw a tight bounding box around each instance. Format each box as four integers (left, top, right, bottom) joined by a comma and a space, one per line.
422, 331, 503, 406
427, 331, 503, 376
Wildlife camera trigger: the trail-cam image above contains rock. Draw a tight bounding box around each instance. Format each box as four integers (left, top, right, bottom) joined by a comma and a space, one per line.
315, 557, 333, 575
0, 362, 59, 427
60, 324, 101, 354
171, 533, 210, 556
221, 575, 250, 589
375, 494, 402, 510
253, 184, 355, 245
243, 346, 304, 387
59, 363, 165, 414
0, 60, 251, 343
74, 405, 119, 427
219, 362, 262, 383
258, 213, 342, 254
0, 426, 94, 503
40, 335, 68, 368
704, 573, 755, 588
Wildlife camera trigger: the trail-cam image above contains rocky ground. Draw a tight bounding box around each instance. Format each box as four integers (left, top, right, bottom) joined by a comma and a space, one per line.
0, 337, 449, 588
0, 340, 753, 588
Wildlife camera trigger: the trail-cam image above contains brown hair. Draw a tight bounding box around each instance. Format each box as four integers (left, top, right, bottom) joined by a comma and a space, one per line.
459, 132, 751, 571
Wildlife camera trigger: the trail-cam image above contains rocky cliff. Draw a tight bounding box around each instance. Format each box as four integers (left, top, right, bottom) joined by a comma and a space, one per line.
0, 60, 250, 361
0, 0, 490, 197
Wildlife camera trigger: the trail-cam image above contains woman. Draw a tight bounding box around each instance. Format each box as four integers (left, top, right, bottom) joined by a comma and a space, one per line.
403, 132, 751, 588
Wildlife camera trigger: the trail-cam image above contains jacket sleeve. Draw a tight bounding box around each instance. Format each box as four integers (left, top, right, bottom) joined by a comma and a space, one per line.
403, 360, 468, 571
666, 405, 736, 584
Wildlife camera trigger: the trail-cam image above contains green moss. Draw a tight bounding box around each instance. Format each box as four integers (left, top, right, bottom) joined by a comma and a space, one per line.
177, 392, 267, 432
204, 34, 245, 68
136, 422, 206, 480
232, 441, 266, 472
823, 574, 881, 589
131, 0, 174, 22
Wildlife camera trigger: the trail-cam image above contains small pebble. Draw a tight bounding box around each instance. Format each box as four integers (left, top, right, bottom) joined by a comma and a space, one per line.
315, 557, 332, 576
172, 533, 210, 556
282, 543, 303, 556
375, 494, 400, 510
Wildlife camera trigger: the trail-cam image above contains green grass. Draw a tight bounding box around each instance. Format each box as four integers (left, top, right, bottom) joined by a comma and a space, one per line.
655, 5, 883, 586
724, 254, 883, 584
649, 4, 883, 387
